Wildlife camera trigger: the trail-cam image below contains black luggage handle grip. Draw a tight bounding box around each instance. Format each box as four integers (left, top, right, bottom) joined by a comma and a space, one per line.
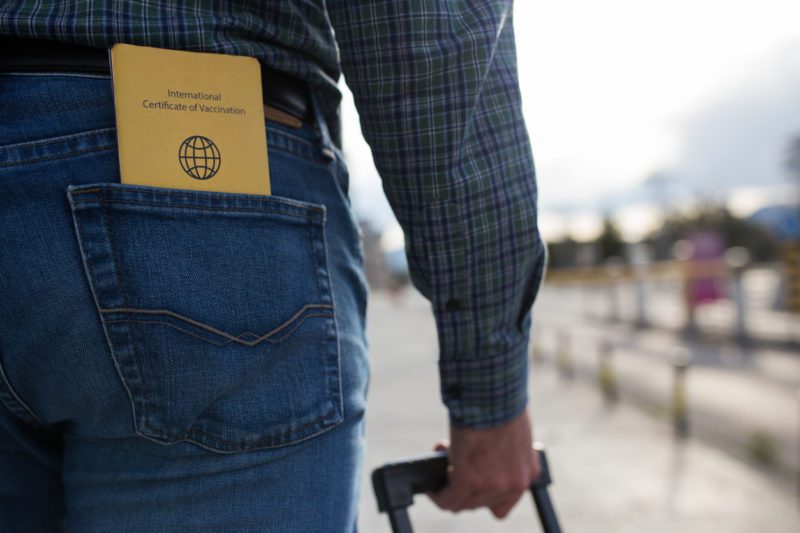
372, 443, 561, 533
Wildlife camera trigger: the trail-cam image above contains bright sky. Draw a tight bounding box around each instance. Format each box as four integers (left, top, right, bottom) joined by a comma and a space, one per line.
342, 0, 800, 243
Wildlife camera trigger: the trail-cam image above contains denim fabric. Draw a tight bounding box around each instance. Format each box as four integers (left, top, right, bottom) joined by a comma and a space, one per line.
0, 73, 370, 532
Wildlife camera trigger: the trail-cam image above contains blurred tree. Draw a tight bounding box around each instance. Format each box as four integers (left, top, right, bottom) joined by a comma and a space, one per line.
545, 238, 579, 269
597, 217, 626, 261
649, 204, 778, 262
786, 134, 800, 182
547, 205, 780, 270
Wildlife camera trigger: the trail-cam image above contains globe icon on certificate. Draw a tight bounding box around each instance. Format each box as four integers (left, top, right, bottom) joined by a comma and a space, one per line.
178, 135, 221, 180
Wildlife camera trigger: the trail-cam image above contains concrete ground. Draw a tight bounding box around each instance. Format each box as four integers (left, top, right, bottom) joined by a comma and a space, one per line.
535, 285, 800, 485
357, 289, 799, 532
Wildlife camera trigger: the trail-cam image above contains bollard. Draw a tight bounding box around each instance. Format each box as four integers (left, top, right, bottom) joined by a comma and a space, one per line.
633, 270, 648, 328
604, 257, 625, 323
629, 245, 651, 329
725, 247, 751, 345
580, 285, 592, 320
671, 347, 692, 438
673, 241, 698, 337
530, 325, 543, 365
556, 331, 575, 381
597, 340, 618, 404
683, 277, 699, 337
783, 244, 800, 314
607, 281, 620, 323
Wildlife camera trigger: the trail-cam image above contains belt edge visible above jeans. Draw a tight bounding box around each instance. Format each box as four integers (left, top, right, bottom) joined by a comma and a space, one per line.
0, 35, 314, 126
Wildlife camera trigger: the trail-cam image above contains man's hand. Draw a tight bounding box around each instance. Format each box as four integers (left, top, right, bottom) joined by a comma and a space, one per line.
427, 408, 540, 519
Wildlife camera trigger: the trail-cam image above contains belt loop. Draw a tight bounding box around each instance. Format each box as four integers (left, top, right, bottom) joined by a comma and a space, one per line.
310, 90, 336, 162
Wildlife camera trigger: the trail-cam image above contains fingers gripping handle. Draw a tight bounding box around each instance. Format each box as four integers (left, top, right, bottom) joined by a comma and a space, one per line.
371, 444, 561, 533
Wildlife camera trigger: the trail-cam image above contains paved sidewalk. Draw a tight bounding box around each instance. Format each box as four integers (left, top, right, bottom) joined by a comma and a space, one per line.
358, 289, 799, 532
535, 287, 800, 484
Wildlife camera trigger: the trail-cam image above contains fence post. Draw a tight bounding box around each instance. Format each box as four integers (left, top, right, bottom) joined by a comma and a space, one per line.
781, 243, 800, 314
530, 325, 543, 365
671, 347, 692, 438
673, 241, 698, 337
597, 340, 618, 404
556, 331, 575, 381
604, 257, 625, 323
633, 256, 648, 328
725, 247, 751, 345
629, 245, 651, 329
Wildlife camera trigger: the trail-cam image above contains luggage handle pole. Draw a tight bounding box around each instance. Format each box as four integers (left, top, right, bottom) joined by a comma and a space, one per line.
386, 508, 414, 533
372, 443, 561, 533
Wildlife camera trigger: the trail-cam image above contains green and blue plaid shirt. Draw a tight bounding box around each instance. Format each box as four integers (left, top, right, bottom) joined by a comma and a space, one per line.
1, 0, 546, 429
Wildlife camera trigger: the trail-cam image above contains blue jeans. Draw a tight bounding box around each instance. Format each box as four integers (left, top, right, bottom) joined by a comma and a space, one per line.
0, 72, 370, 532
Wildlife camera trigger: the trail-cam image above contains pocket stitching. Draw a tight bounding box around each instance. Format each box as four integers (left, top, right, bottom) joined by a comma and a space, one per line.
102, 303, 334, 347
68, 190, 143, 438
71, 185, 326, 218
94, 198, 320, 218
0, 357, 43, 425
0, 126, 115, 153
68, 183, 344, 452
187, 408, 339, 449
312, 209, 345, 420
99, 191, 154, 438
0, 144, 116, 169
105, 315, 332, 347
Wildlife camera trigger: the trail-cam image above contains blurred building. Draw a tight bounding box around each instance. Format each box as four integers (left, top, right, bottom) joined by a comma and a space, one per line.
360, 221, 392, 290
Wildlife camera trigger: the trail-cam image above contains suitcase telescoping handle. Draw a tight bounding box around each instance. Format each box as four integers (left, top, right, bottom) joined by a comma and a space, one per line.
371, 443, 562, 533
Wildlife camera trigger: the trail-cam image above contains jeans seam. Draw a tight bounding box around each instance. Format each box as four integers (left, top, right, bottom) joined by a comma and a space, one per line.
99, 189, 151, 433
186, 408, 338, 447
68, 191, 142, 439
68, 182, 343, 452
0, 144, 115, 169
0, 120, 321, 168
101, 304, 334, 347
264, 121, 324, 162
80, 198, 322, 218
103, 315, 330, 347
0, 126, 115, 153
316, 210, 345, 419
0, 353, 43, 425
265, 121, 319, 149
70, 187, 327, 218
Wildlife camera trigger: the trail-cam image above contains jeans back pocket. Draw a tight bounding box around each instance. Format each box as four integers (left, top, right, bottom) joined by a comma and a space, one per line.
67, 183, 343, 453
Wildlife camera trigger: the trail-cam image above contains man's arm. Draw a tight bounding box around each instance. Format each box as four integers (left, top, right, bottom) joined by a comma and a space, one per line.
327, 0, 546, 515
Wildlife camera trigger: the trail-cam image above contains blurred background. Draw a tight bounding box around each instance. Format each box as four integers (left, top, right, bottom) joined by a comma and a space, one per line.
347, 1, 800, 531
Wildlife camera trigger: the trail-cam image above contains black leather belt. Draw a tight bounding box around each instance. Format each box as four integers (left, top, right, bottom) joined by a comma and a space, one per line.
0, 36, 314, 126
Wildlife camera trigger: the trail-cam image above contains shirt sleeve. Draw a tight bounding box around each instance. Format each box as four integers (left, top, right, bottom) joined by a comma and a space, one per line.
327, 0, 547, 429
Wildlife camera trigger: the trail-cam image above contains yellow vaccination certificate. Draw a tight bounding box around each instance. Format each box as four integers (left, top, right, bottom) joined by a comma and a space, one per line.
110, 43, 270, 195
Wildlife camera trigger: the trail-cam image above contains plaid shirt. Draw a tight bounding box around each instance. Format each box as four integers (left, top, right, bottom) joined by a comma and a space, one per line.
1, 0, 546, 429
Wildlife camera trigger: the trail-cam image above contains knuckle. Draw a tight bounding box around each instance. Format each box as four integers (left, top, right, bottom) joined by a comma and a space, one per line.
471, 478, 490, 492
458, 476, 483, 494
512, 477, 530, 492
497, 476, 526, 493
